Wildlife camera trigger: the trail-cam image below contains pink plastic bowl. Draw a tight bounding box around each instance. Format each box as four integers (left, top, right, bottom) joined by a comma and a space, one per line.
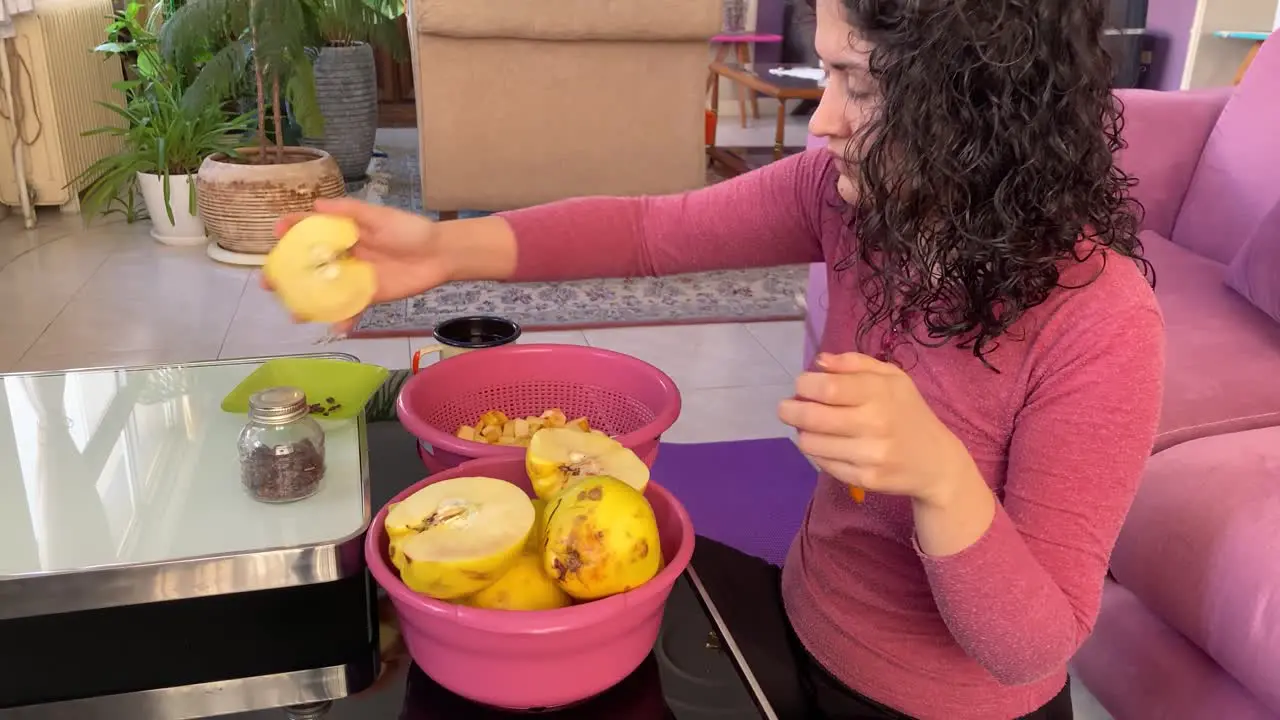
365, 456, 696, 710
396, 344, 681, 474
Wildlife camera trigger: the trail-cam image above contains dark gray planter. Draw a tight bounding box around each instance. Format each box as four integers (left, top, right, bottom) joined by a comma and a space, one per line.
305, 43, 378, 181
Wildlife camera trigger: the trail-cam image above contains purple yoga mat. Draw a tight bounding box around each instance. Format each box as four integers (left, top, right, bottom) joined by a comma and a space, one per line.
651, 439, 818, 566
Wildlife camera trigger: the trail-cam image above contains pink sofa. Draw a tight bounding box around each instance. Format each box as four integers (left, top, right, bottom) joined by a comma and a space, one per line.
802, 39, 1280, 720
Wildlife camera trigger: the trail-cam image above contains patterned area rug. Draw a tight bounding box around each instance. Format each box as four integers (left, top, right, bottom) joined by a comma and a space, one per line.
349, 151, 807, 336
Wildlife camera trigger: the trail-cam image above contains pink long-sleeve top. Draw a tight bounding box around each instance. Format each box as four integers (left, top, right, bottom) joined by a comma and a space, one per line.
499, 149, 1164, 720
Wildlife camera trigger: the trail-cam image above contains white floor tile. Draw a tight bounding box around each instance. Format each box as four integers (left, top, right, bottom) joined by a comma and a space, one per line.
665, 384, 796, 444
714, 102, 812, 148
745, 320, 807, 377
28, 285, 244, 357
0, 208, 103, 268
0, 232, 117, 306
583, 324, 793, 391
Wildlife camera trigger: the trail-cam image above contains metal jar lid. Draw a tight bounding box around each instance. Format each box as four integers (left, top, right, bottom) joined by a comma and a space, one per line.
247, 386, 310, 425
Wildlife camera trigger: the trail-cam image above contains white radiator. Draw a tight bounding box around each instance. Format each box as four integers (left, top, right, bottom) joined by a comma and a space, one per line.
0, 0, 124, 212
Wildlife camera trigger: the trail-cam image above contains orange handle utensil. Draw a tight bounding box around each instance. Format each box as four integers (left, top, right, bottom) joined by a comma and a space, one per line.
849, 485, 866, 503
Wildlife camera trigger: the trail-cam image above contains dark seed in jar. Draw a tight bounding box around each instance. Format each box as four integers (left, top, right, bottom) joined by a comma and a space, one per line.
242, 438, 325, 502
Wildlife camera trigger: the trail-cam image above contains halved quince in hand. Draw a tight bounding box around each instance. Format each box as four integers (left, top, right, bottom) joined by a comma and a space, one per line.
390, 476, 535, 600
264, 214, 376, 323
525, 428, 649, 501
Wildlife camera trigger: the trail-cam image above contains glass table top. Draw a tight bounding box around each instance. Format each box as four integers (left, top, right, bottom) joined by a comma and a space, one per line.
0, 358, 368, 580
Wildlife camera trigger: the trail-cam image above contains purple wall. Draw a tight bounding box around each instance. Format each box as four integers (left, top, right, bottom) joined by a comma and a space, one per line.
754, 0, 785, 64
1146, 0, 1198, 90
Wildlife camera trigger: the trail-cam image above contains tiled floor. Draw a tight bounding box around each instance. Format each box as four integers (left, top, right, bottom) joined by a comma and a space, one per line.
0, 120, 1111, 718
715, 99, 815, 149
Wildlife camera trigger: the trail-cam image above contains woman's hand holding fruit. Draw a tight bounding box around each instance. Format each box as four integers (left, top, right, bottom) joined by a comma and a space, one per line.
269, 198, 450, 335
777, 352, 982, 510
266, 199, 521, 336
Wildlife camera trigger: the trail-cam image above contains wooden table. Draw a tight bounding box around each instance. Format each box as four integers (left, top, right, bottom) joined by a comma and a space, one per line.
707, 62, 825, 174
706, 33, 784, 128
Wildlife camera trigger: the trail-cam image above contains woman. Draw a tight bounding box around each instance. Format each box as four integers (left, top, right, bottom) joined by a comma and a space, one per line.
275, 0, 1163, 717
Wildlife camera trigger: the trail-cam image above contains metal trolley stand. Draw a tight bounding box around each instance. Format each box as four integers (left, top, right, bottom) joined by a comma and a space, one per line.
0, 357, 379, 719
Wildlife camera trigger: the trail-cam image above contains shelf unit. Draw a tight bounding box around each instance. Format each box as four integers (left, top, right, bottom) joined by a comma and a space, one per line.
1182, 0, 1277, 88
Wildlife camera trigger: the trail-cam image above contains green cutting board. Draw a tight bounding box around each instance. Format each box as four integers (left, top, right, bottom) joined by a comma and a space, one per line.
221, 357, 391, 420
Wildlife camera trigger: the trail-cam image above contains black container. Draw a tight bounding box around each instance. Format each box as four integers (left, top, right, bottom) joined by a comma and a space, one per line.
432, 316, 522, 351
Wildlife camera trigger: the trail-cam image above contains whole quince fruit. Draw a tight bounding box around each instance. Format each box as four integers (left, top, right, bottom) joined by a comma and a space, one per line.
466, 552, 572, 611
542, 476, 662, 601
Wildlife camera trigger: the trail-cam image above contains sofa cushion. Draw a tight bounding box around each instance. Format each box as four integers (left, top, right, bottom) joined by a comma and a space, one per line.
1115, 88, 1230, 239
1109, 426, 1280, 714
1172, 37, 1280, 264
1142, 231, 1280, 449
1226, 201, 1280, 323
1071, 581, 1275, 720
413, 0, 720, 41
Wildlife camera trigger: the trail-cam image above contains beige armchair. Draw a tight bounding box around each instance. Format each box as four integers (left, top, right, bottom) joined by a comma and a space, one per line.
407, 0, 721, 215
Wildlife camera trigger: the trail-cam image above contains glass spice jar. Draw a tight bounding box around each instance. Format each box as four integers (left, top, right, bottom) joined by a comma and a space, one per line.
238, 386, 327, 503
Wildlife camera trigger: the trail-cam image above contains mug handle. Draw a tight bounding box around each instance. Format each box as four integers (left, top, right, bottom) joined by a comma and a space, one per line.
411, 344, 447, 374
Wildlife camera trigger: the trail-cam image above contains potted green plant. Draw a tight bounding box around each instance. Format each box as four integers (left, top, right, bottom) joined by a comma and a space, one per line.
306, 0, 407, 181
75, 1, 253, 245
161, 0, 348, 260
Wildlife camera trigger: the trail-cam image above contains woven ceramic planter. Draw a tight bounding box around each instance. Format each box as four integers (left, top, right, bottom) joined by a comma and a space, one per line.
196, 146, 345, 255
305, 43, 378, 181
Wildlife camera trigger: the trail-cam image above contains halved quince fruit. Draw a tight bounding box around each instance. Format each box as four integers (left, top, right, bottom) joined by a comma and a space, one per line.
264, 214, 376, 323
466, 552, 572, 611
526, 428, 649, 500
391, 477, 535, 600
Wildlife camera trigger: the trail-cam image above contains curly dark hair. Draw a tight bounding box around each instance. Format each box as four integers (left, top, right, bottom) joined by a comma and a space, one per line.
830, 0, 1152, 367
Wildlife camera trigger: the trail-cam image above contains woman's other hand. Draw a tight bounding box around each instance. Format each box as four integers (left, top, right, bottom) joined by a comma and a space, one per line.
268, 198, 452, 335
778, 352, 979, 509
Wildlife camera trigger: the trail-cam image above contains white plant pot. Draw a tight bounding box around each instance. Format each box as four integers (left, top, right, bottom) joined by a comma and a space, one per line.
137, 172, 207, 246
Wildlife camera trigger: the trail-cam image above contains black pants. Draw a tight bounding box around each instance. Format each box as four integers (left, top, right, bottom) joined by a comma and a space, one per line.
692, 538, 1073, 720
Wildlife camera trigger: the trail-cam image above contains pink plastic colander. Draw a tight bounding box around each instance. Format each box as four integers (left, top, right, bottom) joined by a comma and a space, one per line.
365, 456, 696, 710
396, 344, 682, 473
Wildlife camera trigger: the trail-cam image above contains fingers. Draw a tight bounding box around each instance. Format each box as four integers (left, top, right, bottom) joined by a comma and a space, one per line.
795, 371, 879, 407
795, 431, 883, 465
778, 398, 879, 436
809, 456, 867, 491
815, 351, 895, 375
